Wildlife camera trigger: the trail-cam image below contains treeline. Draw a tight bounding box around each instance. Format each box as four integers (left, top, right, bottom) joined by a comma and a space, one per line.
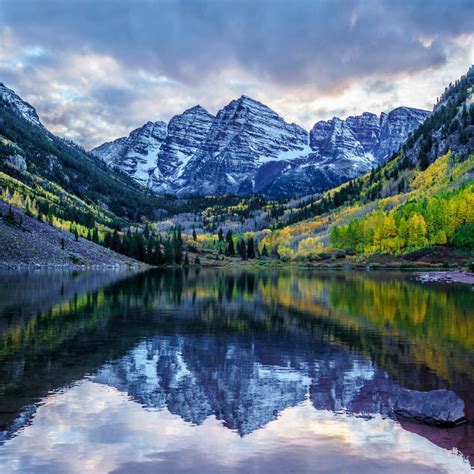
214, 228, 257, 260
1, 179, 201, 265
278, 67, 474, 229
68, 221, 200, 265
100, 225, 199, 265
330, 184, 474, 255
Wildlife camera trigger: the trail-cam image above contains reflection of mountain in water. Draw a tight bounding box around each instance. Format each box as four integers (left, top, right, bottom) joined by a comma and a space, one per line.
0, 268, 472, 461
94, 332, 401, 435
94, 336, 311, 435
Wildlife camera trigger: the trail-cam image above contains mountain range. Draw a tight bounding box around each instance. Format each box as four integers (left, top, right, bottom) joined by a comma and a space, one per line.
0, 66, 472, 267
92, 96, 429, 198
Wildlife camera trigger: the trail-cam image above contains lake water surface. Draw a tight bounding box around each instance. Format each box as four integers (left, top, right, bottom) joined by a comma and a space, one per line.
0, 268, 472, 473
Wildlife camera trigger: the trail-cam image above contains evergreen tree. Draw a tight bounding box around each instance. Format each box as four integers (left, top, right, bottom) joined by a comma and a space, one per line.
247, 237, 256, 259
238, 239, 247, 260
225, 229, 235, 255
262, 244, 268, 257
111, 230, 120, 251
163, 238, 174, 264
419, 153, 430, 171
103, 232, 111, 248
121, 229, 132, 255
184, 253, 190, 266
192, 226, 197, 241
149, 237, 164, 265
133, 231, 146, 261
60, 238, 65, 250
144, 223, 150, 240
174, 247, 183, 265
146, 237, 154, 263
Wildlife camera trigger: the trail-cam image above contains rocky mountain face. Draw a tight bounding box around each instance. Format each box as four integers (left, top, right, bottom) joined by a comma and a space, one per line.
93, 96, 310, 196
91, 120, 167, 185
176, 96, 309, 195
149, 105, 215, 191
93, 98, 429, 198
0, 80, 431, 200
309, 107, 430, 167
0, 82, 43, 129
377, 107, 432, 162
264, 107, 430, 198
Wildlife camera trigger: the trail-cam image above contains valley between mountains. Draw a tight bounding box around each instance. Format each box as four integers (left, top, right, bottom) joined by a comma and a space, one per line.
0, 66, 473, 268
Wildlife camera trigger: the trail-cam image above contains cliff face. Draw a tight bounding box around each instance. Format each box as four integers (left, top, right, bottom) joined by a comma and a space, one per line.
261, 107, 430, 199
176, 95, 309, 196
92, 98, 429, 198
148, 105, 215, 192
91, 121, 167, 185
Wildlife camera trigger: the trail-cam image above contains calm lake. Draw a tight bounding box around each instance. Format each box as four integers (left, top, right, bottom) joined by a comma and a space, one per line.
0, 268, 472, 473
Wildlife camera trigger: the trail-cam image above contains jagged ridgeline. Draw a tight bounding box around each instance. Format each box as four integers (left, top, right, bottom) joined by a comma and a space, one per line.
92, 96, 428, 199
0, 86, 163, 224
0, 82, 218, 263
0, 65, 473, 265
258, 66, 473, 259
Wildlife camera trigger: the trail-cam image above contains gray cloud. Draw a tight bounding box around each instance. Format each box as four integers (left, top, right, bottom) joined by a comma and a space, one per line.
2, 0, 472, 88
0, 0, 472, 147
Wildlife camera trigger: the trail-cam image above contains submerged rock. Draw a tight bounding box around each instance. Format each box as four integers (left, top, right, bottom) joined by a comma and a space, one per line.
394, 389, 465, 426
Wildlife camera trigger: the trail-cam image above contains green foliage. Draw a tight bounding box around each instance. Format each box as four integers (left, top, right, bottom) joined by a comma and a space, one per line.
330, 184, 474, 255
451, 223, 474, 248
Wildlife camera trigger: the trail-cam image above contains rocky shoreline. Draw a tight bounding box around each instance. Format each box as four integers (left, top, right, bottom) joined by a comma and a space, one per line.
416, 270, 474, 285
0, 201, 143, 268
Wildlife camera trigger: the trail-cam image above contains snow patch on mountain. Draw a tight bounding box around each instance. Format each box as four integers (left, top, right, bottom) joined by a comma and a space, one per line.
93, 96, 429, 198
0, 82, 43, 128
92, 121, 167, 185
261, 106, 430, 198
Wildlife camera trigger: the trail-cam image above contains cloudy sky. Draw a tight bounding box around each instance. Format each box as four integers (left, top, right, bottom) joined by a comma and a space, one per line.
0, 0, 472, 148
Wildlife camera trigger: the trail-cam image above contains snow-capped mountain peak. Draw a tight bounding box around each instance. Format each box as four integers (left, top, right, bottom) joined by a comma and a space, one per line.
93, 97, 429, 198
0, 82, 43, 128
92, 120, 167, 184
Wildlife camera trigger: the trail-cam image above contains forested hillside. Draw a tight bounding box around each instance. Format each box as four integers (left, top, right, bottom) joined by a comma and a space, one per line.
256, 67, 474, 261
0, 83, 246, 264
1, 67, 473, 267
188, 67, 473, 265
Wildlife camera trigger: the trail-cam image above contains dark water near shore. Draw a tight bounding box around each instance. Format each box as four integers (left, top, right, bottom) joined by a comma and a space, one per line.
0, 268, 472, 473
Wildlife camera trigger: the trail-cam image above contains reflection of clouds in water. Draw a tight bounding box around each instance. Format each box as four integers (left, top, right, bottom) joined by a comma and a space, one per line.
0, 381, 469, 474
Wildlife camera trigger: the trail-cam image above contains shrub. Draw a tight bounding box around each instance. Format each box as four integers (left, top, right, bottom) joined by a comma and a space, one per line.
451, 223, 474, 248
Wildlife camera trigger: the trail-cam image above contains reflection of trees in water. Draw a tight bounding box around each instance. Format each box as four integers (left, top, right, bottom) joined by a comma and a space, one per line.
1, 269, 472, 387
0, 268, 472, 450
